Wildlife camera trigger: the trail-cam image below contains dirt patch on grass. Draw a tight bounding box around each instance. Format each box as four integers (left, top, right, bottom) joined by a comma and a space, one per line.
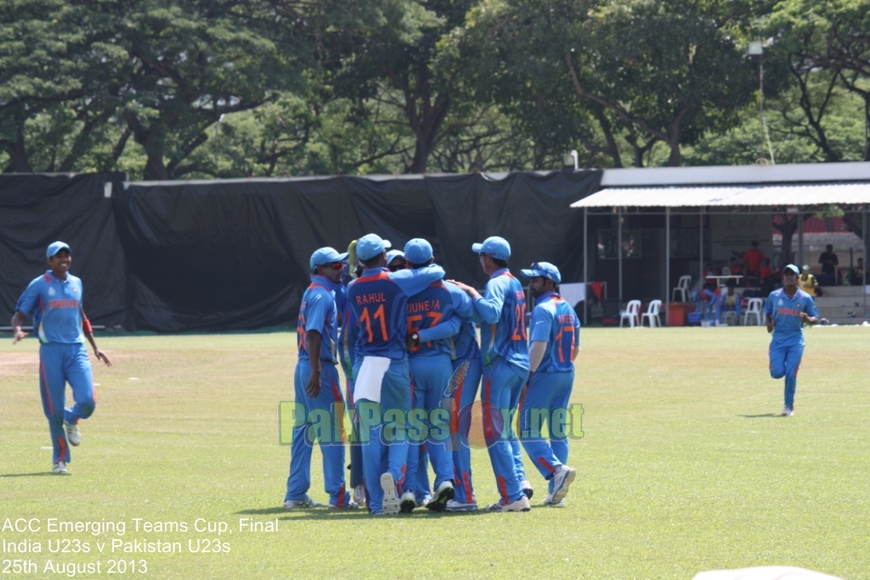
0, 352, 39, 377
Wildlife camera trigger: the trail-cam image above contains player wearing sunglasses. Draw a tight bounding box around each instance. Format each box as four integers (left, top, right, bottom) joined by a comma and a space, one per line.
284, 247, 356, 510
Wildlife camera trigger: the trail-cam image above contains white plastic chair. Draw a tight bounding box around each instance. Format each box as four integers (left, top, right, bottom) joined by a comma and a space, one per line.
672, 275, 691, 302
641, 299, 662, 327
743, 298, 764, 326
620, 300, 642, 328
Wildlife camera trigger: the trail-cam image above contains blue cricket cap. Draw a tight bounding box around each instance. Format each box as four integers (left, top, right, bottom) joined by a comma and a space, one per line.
309, 247, 348, 271
520, 261, 561, 284
46, 241, 71, 258
356, 233, 391, 261
472, 236, 511, 260
404, 238, 433, 265
784, 264, 800, 275
385, 249, 405, 265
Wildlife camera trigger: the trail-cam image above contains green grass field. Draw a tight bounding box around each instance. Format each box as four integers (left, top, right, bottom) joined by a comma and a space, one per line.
1, 326, 868, 579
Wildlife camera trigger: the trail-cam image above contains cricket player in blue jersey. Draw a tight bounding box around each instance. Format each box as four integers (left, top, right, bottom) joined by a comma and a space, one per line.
444, 318, 482, 510
519, 262, 579, 506
402, 238, 475, 511
451, 236, 532, 512
763, 264, 819, 416
11, 241, 112, 475
285, 247, 356, 510
347, 233, 446, 515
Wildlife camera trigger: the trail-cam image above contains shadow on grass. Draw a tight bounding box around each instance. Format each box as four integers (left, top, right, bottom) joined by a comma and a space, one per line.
235, 507, 484, 521
0, 472, 55, 478
739, 413, 782, 418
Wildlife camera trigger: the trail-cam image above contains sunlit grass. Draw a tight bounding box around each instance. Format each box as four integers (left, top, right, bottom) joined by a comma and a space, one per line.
1, 326, 867, 579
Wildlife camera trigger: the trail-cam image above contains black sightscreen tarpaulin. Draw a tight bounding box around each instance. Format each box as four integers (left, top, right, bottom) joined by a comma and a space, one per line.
0, 173, 127, 328
4, 170, 601, 333
113, 176, 441, 331
425, 171, 602, 288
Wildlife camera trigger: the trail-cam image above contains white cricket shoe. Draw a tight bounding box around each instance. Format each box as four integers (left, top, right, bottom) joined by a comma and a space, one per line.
551, 465, 577, 503
400, 491, 416, 513
328, 500, 359, 510
445, 499, 478, 511
65, 420, 81, 446
283, 496, 323, 509
484, 496, 531, 512
781, 407, 794, 416
520, 479, 534, 499
380, 473, 401, 515
427, 480, 455, 512
353, 484, 366, 505
543, 493, 566, 507
52, 461, 69, 475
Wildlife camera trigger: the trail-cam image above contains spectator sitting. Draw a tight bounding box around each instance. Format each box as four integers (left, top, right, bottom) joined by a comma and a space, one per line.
848, 257, 869, 286
798, 265, 821, 297
743, 241, 764, 277
728, 257, 744, 277
759, 258, 777, 295
692, 268, 718, 319
716, 282, 742, 324
818, 244, 838, 285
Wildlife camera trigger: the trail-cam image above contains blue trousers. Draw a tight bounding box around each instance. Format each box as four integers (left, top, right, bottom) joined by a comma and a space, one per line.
39, 343, 96, 464
716, 297, 742, 322
481, 356, 528, 505
406, 354, 455, 498
769, 340, 804, 409
353, 358, 411, 514
285, 361, 351, 507
520, 370, 574, 494
452, 356, 482, 504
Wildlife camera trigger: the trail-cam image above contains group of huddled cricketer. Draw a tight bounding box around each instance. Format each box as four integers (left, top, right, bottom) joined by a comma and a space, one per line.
285, 234, 581, 515
8, 236, 580, 515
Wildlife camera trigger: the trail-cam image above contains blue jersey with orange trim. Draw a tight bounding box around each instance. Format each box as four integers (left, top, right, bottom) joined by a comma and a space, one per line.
764, 287, 818, 344
297, 275, 339, 363
347, 265, 446, 360
16, 271, 84, 344
473, 269, 530, 370
528, 292, 580, 373
407, 281, 471, 358
453, 320, 481, 361
348, 270, 409, 359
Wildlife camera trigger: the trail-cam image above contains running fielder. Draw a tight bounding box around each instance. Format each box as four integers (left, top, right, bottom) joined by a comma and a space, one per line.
11, 241, 111, 475
763, 264, 819, 416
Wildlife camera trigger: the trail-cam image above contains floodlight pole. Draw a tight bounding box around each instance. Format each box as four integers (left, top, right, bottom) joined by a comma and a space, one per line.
618, 208, 623, 302
666, 206, 671, 324
583, 207, 588, 325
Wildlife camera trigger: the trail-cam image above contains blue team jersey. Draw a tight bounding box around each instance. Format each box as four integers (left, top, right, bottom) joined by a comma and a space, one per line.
764, 287, 818, 344
347, 265, 446, 360
297, 275, 339, 363
528, 292, 580, 373
348, 270, 410, 360
453, 320, 481, 362
407, 281, 472, 358
336, 286, 358, 378
16, 271, 85, 345
473, 269, 530, 370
